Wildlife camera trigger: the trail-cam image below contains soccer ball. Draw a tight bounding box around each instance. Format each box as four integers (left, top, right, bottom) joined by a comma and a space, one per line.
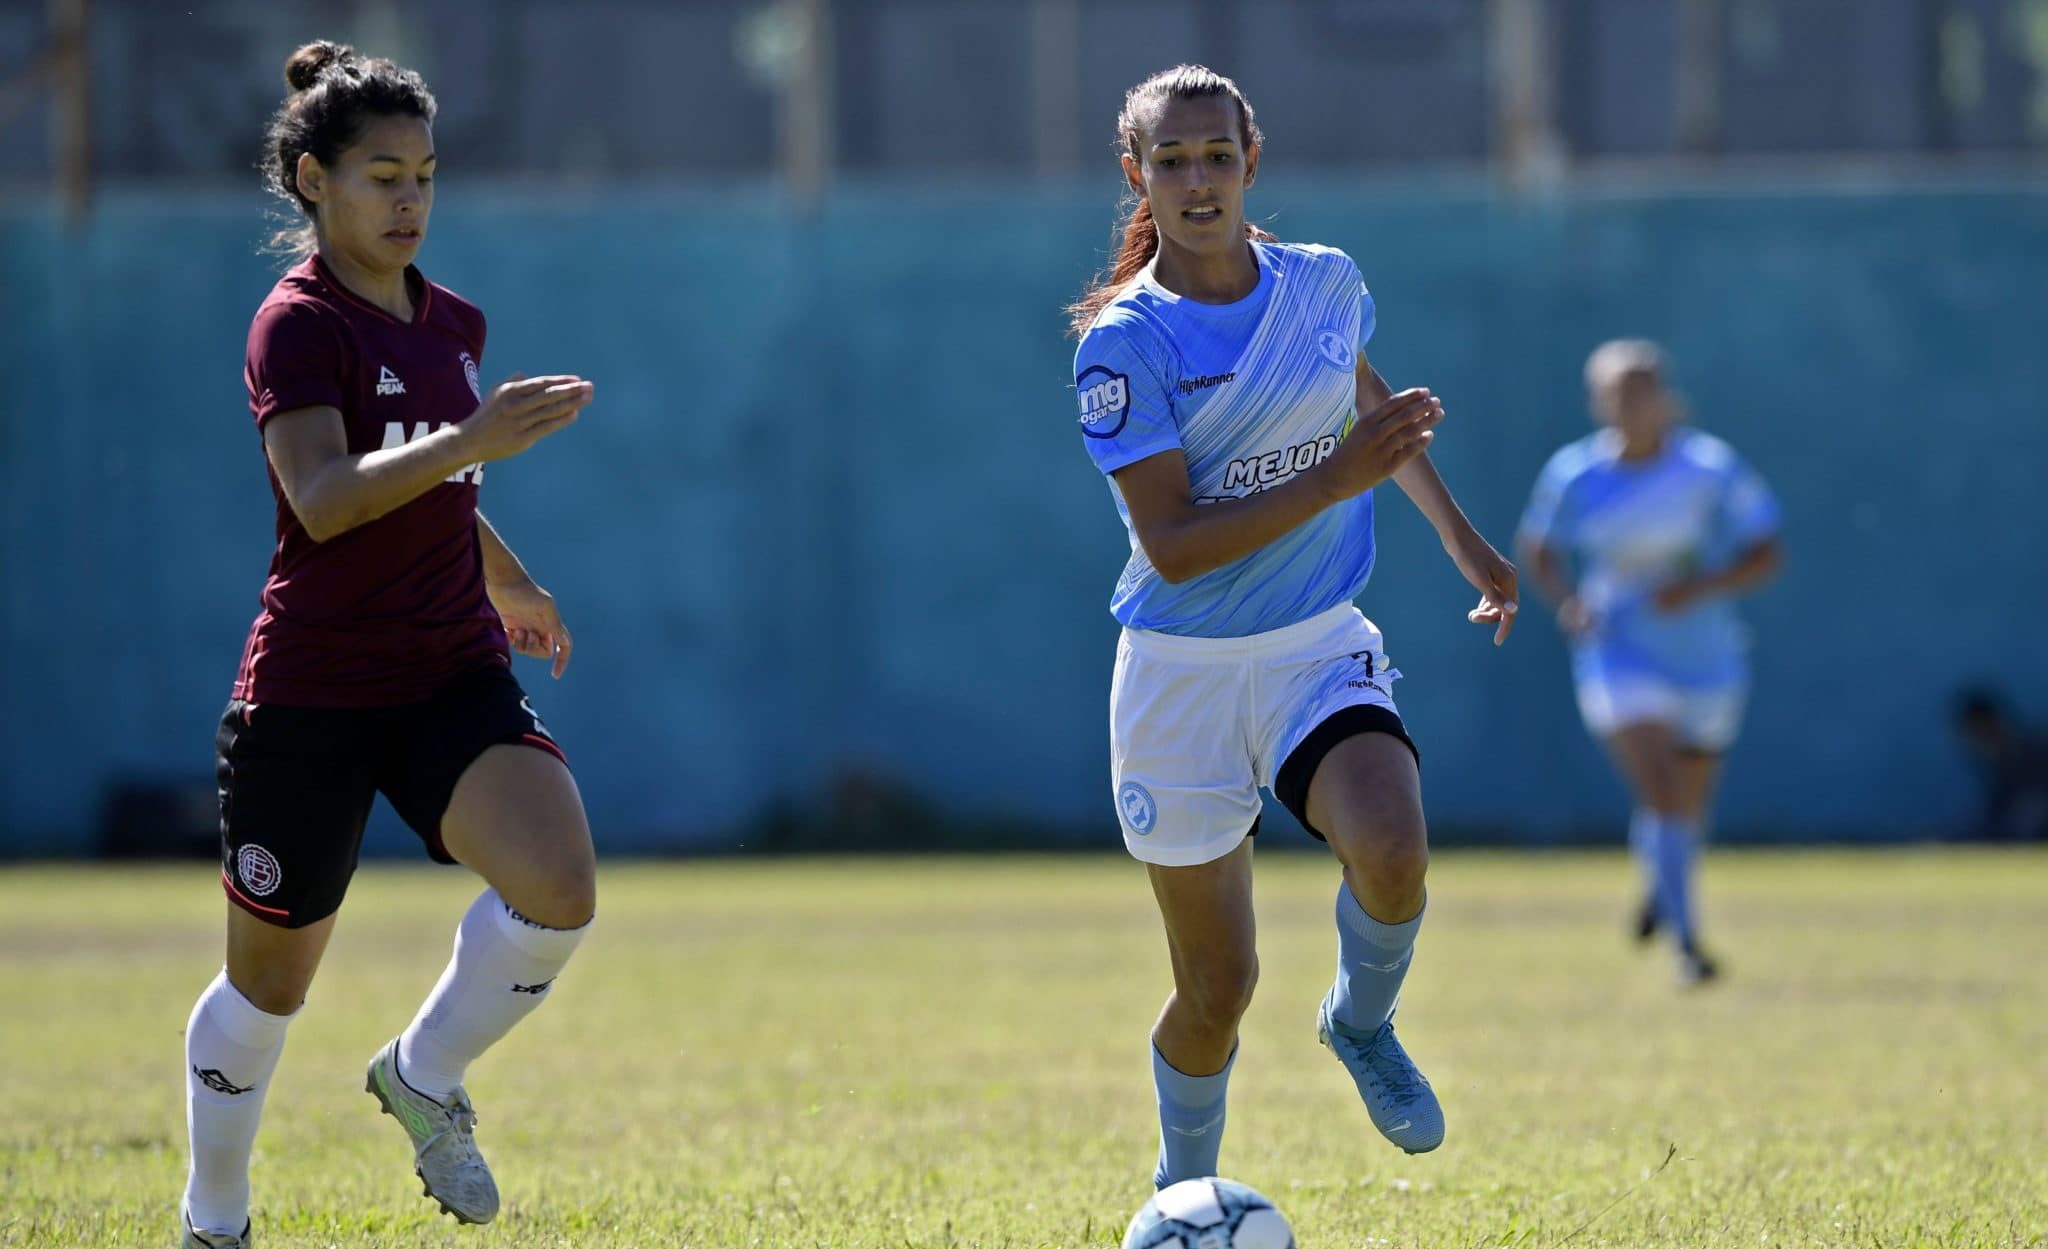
1121, 1177, 1295, 1249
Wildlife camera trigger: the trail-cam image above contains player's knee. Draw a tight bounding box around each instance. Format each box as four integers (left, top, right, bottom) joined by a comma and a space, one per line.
1182, 952, 1259, 1028
1342, 834, 1429, 913
228, 963, 313, 1016
507, 858, 596, 930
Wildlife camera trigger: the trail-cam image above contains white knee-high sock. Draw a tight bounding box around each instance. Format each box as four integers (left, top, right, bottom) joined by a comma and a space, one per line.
397, 888, 590, 1100
184, 970, 296, 1234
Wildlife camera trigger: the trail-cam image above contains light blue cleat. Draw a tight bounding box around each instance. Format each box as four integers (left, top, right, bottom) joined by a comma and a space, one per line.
1316, 992, 1445, 1154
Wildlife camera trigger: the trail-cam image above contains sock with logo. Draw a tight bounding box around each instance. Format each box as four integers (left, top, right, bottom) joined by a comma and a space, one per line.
1649, 813, 1700, 950
1152, 1041, 1235, 1189
1329, 882, 1424, 1033
396, 888, 590, 1100
184, 969, 296, 1235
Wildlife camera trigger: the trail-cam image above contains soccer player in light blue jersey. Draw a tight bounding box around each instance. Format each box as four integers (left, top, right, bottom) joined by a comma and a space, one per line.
1066, 66, 1520, 1186
1517, 340, 1782, 986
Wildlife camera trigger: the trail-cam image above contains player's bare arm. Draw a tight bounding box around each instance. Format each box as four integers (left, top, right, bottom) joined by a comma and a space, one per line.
1654, 534, 1782, 612
479, 512, 573, 678
262, 376, 589, 542
1114, 387, 1443, 584
1354, 353, 1518, 643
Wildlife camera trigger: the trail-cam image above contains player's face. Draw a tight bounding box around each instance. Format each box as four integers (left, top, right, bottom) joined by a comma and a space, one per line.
1593, 369, 1673, 444
1124, 95, 1257, 257
302, 114, 436, 274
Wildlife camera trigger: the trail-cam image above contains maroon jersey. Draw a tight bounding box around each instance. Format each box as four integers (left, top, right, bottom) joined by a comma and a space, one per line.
233, 255, 508, 707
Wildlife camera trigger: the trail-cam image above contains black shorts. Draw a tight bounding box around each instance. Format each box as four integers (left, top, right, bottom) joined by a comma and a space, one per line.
1270, 704, 1420, 841
214, 664, 568, 928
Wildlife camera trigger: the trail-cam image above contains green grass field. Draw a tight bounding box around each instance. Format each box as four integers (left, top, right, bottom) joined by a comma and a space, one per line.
2, 849, 2043, 1248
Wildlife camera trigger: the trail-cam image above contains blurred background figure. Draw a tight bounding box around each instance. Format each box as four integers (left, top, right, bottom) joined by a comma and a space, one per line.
1517, 341, 1780, 986
1952, 688, 2048, 842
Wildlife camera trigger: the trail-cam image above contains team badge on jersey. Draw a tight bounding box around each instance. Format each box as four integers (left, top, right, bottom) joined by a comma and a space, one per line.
1314, 328, 1354, 370
460, 351, 482, 401
1077, 364, 1130, 439
236, 844, 283, 897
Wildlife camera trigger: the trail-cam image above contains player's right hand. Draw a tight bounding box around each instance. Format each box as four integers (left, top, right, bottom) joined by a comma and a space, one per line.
1321, 387, 1443, 500
458, 373, 594, 462
1556, 595, 1596, 637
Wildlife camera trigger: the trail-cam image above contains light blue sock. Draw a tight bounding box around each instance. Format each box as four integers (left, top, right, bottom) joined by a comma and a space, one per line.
1629, 807, 1660, 904
1650, 814, 1699, 950
1330, 883, 1424, 1034
1152, 1042, 1233, 1189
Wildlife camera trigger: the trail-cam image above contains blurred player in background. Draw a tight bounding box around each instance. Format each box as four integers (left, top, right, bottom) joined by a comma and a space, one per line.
180, 42, 596, 1247
1067, 65, 1519, 1187
1517, 340, 1781, 986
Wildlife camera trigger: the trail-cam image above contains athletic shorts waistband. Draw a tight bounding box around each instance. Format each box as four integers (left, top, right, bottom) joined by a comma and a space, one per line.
1119, 601, 1365, 662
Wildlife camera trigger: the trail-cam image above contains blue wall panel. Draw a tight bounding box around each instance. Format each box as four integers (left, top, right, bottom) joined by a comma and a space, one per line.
4, 182, 2044, 851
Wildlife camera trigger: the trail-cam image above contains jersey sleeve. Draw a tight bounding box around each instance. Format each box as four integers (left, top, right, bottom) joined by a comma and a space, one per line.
1716, 452, 1781, 547
1073, 319, 1180, 476
1349, 255, 1377, 351
1517, 448, 1579, 549
245, 301, 348, 427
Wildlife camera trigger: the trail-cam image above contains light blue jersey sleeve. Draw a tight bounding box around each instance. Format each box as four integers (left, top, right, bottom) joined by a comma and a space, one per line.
1517, 445, 1583, 549
1075, 317, 1180, 476
1716, 452, 1781, 547
1356, 272, 1377, 352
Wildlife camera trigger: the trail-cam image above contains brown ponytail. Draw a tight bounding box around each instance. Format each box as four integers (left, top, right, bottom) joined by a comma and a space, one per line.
1065, 65, 1272, 339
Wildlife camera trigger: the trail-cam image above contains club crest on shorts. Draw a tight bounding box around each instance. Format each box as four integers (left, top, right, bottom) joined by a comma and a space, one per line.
1315, 328, 1354, 369
1118, 782, 1158, 835
459, 351, 482, 401
236, 844, 283, 897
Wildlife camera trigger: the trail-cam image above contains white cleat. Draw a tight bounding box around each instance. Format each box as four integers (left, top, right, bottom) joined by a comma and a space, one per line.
364, 1038, 500, 1224
180, 1209, 250, 1248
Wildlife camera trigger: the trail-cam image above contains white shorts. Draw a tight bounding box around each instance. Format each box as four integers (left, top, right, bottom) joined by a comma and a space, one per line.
1575, 672, 1747, 753
1109, 603, 1407, 867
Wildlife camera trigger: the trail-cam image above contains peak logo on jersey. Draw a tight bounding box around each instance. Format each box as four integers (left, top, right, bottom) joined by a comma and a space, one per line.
1314, 329, 1354, 370
1220, 434, 1342, 494
381, 421, 485, 485
376, 365, 407, 396
1077, 364, 1130, 439
1117, 782, 1158, 835
1177, 371, 1236, 397
236, 845, 282, 897
459, 351, 482, 401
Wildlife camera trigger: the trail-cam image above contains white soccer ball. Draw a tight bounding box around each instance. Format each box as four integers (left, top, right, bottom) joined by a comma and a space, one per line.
1121, 1177, 1295, 1249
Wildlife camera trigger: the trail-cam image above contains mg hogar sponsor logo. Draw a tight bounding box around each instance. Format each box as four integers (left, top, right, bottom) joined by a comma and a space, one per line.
1076, 365, 1129, 439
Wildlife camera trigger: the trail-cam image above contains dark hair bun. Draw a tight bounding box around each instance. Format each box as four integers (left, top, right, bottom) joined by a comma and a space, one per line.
284, 40, 355, 93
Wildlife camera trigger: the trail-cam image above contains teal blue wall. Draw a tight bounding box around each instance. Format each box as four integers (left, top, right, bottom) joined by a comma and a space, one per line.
5, 183, 2044, 851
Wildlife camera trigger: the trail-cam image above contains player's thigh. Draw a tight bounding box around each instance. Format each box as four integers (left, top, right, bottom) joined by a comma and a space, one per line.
1600, 720, 1685, 810
1671, 750, 1724, 821
441, 745, 594, 927
1260, 611, 1425, 897
1147, 837, 1258, 1008
1302, 731, 1429, 916
383, 667, 594, 927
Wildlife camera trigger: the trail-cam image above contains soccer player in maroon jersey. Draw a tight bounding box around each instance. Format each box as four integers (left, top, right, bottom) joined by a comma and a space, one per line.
180, 42, 596, 1247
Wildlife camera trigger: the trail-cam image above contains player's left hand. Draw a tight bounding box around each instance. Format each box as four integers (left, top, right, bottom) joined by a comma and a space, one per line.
1448, 533, 1519, 646
488, 577, 574, 678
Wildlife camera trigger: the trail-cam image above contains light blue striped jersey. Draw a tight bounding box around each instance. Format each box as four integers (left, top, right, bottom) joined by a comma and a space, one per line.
1518, 427, 1780, 687
1074, 240, 1375, 637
